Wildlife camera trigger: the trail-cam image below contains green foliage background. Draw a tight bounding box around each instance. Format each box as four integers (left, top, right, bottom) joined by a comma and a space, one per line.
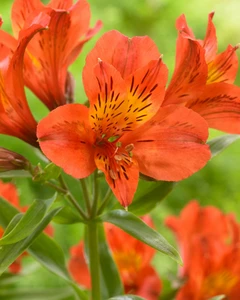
0, 0, 240, 298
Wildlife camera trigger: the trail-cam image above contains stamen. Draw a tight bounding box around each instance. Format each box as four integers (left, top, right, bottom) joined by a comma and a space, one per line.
109, 169, 117, 180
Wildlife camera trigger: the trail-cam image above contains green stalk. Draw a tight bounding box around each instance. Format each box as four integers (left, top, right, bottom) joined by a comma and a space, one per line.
87, 222, 101, 300
80, 178, 92, 215
97, 188, 112, 215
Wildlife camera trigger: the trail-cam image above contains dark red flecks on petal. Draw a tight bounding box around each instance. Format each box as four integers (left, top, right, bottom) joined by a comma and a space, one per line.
121, 105, 210, 181
123, 58, 168, 130
164, 29, 207, 106
37, 104, 96, 178
88, 60, 128, 138
94, 146, 139, 207
186, 82, 240, 134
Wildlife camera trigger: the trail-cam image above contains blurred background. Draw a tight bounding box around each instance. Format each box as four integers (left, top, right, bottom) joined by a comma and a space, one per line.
1, 0, 240, 298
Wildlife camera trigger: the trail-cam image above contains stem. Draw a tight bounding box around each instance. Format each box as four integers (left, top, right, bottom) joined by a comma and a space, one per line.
57, 176, 88, 220
80, 178, 92, 215
91, 170, 99, 218
97, 188, 112, 215
87, 222, 101, 300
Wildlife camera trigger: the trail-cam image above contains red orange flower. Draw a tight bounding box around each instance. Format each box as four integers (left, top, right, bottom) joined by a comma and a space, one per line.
0, 147, 29, 172
69, 216, 161, 299
0, 14, 50, 147
163, 13, 240, 134
166, 201, 240, 299
37, 30, 211, 207
10, 0, 102, 110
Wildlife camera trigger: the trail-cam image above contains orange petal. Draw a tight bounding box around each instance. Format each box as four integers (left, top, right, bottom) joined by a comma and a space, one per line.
95, 146, 139, 207
83, 30, 161, 81
123, 58, 168, 130
121, 105, 210, 181
164, 28, 207, 106
186, 83, 240, 133
207, 44, 239, 84
202, 12, 217, 63
11, 0, 44, 37
87, 60, 128, 138
37, 104, 96, 178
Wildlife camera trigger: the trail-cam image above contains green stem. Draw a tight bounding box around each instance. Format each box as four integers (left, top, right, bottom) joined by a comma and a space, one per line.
91, 171, 99, 218
87, 222, 101, 300
57, 176, 88, 220
97, 188, 112, 215
80, 178, 92, 215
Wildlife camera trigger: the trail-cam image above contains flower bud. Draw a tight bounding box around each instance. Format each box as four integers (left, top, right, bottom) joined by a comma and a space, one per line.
0, 147, 29, 172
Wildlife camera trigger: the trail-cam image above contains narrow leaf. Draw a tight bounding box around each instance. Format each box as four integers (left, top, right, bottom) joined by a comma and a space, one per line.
99, 210, 182, 264
208, 134, 240, 158
0, 208, 61, 275
130, 181, 175, 216
108, 296, 145, 300
0, 197, 19, 228
0, 196, 55, 245
209, 296, 226, 300
0, 170, 31, 178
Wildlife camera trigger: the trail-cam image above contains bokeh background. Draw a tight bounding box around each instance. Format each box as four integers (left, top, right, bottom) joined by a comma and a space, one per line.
1, 0, 240, 299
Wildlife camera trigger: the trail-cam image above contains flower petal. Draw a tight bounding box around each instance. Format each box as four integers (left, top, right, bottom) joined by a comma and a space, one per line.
186, 83, 240, 133
164, 25, 207, 105
11, 0, 44, 37
0, 13, 49, 146
202, 12, 217, 63
121, 105, 210, 181
94, 147, 139, 207
83, 30, 161, 81
37, 104, 96, 178
87, 60, 128, 138
123, 58, 168, 129
207, 44, 239, 84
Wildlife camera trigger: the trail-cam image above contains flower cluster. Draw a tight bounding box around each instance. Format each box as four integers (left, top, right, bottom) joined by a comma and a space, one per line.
166, 201, 240, 299
69, 216, 161, 299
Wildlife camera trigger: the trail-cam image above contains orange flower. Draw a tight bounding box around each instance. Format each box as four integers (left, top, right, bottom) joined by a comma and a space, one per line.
0, 14, 50, 147
163, 13, 240, 134
10, 0, 102, 110
69, 216, 161, 299
37, 30, 210, 207
166, 201, 240, 299
0, 179, 54, 273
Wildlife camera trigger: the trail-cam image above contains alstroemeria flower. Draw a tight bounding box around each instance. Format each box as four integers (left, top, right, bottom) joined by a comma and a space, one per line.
69, 216, 161, 299
37, 30, 211, 206
9, 0, 102, 110
163, 13, 240, 134
166, 201, 240, 299
0, 15, 50, 147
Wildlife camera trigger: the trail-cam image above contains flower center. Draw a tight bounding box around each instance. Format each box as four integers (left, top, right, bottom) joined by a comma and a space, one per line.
200, 270, 238, 298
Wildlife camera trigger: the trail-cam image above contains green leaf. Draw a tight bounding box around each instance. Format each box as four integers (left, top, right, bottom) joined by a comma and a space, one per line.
108, 296, 145, 300
53, 206, 85, 224
208, 296, 226, 300
0, 170, 31, 178
0, 197, 19, 228
0, 207, 61, 275
0, 287, 74, 300
0, 197, 87, 300
98, 210, 182, 264
208, 134, 240, 158
130, 180, 176, 216
0, 194, 57, 245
